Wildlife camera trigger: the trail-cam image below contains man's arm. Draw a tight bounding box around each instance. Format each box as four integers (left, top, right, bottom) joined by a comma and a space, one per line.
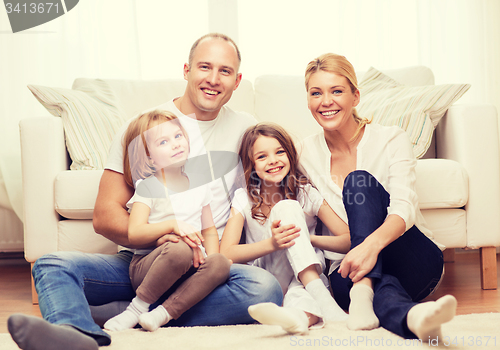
93, 169, 200, 254
93, 169, 135, 247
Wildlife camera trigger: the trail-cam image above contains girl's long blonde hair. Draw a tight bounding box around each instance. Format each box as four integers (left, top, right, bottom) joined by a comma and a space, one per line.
305, 53, 370, 140
123, 110, 189, 188
238, 123, 310, 224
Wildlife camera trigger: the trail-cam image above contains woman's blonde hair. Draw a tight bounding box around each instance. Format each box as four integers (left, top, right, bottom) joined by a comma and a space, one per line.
305, 53, 370, 140
123, 110, 189, 187
238, 123, 310, 224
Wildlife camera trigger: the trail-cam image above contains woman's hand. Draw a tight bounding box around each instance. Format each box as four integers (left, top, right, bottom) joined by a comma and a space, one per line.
270, 220, 301, 250
338, 240, 379, 283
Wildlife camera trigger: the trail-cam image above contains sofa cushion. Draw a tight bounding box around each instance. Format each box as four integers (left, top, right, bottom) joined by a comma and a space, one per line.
58, 219, 118, 254
358, 67, 470, 158
421, 208, 467, 248
416, 159, 468, 209
28, 81, 124, 170
55, 170, 103, 220
54, 159, 468, 219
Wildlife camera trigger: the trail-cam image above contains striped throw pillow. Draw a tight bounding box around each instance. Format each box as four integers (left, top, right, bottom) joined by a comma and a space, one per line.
28, 80, 125, 170
358, 67, 470, 158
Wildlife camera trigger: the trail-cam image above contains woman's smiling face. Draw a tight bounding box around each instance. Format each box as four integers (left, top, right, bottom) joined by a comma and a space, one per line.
307, 70, 360, 132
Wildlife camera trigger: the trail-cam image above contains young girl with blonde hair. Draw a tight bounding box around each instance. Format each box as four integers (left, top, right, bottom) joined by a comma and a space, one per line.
104, 110, 230, 332
221, 123, 350, 334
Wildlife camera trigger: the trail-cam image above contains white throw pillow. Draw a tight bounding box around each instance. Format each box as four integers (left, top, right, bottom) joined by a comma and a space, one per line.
357, 67, 470, 158
28, 80, 124, 170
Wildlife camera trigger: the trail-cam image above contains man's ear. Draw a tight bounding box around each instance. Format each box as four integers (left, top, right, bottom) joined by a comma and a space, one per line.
233, 73, 242, 91
183, 63, 190, 81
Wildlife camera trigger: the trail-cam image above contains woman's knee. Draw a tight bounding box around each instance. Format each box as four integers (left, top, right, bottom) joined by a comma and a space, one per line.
342, 170, 389, 211
343, 170, 379, 194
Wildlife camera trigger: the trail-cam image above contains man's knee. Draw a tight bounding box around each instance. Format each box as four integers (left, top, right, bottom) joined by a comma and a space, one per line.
33, 252, 80, 278
230, 265, 283, 305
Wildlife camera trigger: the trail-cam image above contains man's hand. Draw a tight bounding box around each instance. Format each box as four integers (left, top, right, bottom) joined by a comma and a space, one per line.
270, 220, 300, 251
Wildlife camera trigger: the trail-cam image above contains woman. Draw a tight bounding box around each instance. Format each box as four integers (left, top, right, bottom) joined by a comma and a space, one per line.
298, 53, 456, 341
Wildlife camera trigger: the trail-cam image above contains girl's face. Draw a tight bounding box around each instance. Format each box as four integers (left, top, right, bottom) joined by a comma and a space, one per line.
252, 135, 290, 186
146, 121, 189, 170
307, 70, 360, 132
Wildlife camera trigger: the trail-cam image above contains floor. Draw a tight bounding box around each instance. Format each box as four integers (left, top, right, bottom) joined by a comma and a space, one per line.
1, 250, 499, 334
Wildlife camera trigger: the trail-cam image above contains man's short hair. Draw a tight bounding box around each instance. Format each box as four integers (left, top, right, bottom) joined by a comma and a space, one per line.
188, 33, 241, 71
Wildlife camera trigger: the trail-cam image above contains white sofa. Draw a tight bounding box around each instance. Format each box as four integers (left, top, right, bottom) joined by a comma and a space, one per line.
20, 66, 500, 303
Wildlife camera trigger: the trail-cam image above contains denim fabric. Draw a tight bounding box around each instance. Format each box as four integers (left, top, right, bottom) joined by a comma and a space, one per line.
330, 170, 444, 339
33, 251, 283, 345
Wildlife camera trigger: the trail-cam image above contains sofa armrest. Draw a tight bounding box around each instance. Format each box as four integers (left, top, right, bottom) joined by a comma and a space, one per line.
20, 117, 69, 262
435, 103, 500, 248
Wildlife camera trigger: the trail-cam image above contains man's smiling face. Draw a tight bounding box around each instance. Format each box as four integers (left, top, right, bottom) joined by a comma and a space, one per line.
182, 38, 242, 121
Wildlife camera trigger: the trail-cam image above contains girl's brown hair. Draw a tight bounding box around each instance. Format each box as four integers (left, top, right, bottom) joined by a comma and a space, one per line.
305, 53, 371, 140
123, 110, 189, 187
238, 123, 309, 224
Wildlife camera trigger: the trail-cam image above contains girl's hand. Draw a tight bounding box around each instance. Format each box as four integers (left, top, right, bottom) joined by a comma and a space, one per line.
270, 220, 301, 250
338, 241, 379, 283
183, 240, 204, 268
173, 220, 204, 245
155, 233, 180, 247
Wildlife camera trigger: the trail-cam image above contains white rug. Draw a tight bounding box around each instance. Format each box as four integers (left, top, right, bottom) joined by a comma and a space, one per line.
1, 313, 499, 350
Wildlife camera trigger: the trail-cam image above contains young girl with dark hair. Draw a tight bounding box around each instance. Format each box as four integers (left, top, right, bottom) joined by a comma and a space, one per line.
220, 123, 350, 334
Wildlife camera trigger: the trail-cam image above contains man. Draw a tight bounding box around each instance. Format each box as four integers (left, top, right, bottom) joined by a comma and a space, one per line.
8, 33, 283, 350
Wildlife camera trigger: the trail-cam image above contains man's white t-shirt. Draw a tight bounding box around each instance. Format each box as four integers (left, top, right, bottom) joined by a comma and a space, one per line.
105, 98, 257, 237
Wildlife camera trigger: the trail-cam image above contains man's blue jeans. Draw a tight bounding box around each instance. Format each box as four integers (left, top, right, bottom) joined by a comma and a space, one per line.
329, 170, 444, 339
33, 250, 283, 345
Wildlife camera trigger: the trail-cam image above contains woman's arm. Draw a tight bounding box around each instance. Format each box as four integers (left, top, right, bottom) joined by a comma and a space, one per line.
310, 200, 351, 254
128, 202, 179, 246
220, 208, 278, 264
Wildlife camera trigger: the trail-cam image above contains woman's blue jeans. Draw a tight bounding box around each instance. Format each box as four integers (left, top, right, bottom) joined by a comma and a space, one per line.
329, 170, 444, 339
32, 250, 283, 345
